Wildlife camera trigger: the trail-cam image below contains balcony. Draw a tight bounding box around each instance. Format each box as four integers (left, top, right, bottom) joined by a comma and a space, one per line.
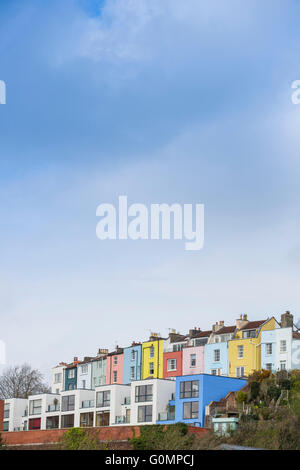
122, 397, 131, 405
47, 404, 60, 413
115, 416, 130, 424
158, 411, 175, 421
81, 400, 95, 409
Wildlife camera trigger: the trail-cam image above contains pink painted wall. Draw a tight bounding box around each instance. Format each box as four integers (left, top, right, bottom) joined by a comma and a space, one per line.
182, 346, 205, 376
106, 354, 123, 384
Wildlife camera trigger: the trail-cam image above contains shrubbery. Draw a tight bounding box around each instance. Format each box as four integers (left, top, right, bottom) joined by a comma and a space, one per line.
130, 423, 194, 450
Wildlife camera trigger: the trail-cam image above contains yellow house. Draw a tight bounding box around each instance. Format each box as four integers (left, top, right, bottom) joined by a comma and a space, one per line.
228, 317, 276, 378
142, 334, 164, 379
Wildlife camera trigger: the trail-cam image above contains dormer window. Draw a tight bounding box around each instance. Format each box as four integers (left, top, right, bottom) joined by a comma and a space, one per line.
242, 329, 256, 339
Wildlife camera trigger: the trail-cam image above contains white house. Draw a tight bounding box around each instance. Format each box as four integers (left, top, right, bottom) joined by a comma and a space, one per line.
129, 378, 175, 426
3, 398, 27, 432
95, 384, 131, 426
25, 393, 60, 431
51, 363, 66, 394
60, 388, 95, 429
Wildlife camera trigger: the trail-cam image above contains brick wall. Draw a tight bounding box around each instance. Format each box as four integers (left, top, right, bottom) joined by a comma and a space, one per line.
0, 400, 4, 432
0, 425, 207, 447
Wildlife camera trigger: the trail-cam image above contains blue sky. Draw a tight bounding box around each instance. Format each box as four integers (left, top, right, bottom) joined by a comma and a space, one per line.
1, 0, 300, 381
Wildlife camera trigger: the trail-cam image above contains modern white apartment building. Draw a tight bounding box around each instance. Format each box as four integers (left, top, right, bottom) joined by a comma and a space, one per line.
129, 378, 175, 426
2, 398, 27, 432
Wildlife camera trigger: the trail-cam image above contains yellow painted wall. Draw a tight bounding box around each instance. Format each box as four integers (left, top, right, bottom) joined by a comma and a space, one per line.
142, 339, 164, 379
229, 318, 276, 377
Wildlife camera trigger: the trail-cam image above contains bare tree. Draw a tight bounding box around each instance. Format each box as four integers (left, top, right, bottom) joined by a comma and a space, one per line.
0, 363, 50, 399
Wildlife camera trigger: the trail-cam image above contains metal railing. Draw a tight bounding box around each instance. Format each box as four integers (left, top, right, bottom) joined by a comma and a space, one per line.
81, 400, 95, 409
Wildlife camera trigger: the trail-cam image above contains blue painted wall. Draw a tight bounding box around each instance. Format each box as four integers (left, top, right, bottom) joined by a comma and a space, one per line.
123, 344, 142, 384
261, 330, 276, 371
204, 342, 229, 375
64, 366, 77, 391
157, 374, 247, 427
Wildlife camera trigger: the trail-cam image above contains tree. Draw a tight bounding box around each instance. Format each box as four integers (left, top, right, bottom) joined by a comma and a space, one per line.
0, 363, 50, 399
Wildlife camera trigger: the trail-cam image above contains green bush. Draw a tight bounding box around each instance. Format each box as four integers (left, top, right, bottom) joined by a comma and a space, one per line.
250, 381, 260, 401
57, 428, 102, 450
131, 424, 194, 450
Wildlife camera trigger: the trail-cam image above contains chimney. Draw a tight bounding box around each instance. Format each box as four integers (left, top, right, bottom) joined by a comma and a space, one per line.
189, 328, 199, 338
281, 311, 294, 329
212, 322, 222, 333
236, 314, 249, 330
73, 357, 78, 363
98, 348, 109, 357
169, 331, 183, 343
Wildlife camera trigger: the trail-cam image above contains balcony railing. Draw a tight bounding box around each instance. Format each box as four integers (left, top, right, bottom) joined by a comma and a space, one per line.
96, 401, 110, 408
158, 411, 175, 421
115, 416, 130, 424
122, 397, 131, 405
47, 404, 60, 412
81, 400, 95, 409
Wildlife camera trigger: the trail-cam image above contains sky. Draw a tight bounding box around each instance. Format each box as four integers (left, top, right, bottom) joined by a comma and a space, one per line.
1, 0, 300, 382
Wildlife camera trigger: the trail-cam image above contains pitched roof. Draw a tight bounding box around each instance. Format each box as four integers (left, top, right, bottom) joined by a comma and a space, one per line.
193, 330, 212, 338
240, 320, 266, 330
215, 326, 236, 335
170, 334, 188, 343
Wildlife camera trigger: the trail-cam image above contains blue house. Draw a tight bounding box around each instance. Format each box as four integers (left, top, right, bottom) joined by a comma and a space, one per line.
204, 342, 229, 376
64, 364, 78, 391
157, 374, 247, 427
204, 325, 236, 376
123, 343, 142, 384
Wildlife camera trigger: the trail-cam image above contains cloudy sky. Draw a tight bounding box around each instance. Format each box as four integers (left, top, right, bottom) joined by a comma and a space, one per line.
1, 0, 300, 382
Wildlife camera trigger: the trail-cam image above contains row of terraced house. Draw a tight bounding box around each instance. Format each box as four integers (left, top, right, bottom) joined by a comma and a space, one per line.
1, 311, 300, 434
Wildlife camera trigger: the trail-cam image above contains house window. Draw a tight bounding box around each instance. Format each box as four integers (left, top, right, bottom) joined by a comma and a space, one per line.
183, 401, 199, 420
266, 363, 273, 371
3, 421, 9, 432
280, 361, 287, 370
280, 340, 287, 353
68, 369, 75, 379
29, 418, 41, 430
113, 356, 118, 365
54, 373, 62, 384
242, 330, 256, 338
214, 349, 220, 362
135, 385, 153, 402
211, 369, 221, 376
149, 362, 154, 375
96, 411, 110, 427
80, 412, 94, 428
82, 380, 86, 389
150, 346, 155, 358
236, 367, 245, 378
97, 391, 110, 407
62, 395, 75, 412
190, 354, 196, 367
238, 345, 244, 359
131, 350, 136, 361
167, 359, 177, 371
4, 403, 10, 419
61, 414, 74, 429
68, 384, 75, 390
138, 405, 152, 423
130, 366, 135, 380
29, 399, 42, 416
46, 416, 59, 429
180, 380, 199, 399
81, 365, 88, 374
266, 343, 272, 355
113, 371, 118, 383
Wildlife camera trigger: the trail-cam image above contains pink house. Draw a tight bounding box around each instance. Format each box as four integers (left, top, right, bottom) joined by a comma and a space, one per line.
182, 330, 211, 375
106, 348, 124, 385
